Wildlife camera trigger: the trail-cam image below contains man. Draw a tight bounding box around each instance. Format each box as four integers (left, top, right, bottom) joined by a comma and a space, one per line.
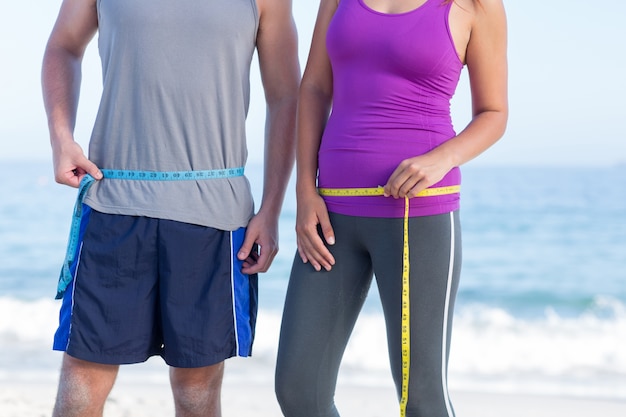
41, 0, 299, 415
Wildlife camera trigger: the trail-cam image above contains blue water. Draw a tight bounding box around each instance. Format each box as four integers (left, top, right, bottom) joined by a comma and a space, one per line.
1, 159, 625, 398
460, 166, 626, 318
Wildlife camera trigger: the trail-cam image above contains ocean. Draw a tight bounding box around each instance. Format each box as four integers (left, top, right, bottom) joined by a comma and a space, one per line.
0, 159, 624, 400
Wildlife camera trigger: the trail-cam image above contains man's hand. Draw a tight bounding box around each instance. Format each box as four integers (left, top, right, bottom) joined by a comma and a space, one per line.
52, 140, 102, 188
237, 210, 279, 275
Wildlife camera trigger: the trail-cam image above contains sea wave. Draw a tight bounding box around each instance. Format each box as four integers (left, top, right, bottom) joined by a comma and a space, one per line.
1, 296, 624, 399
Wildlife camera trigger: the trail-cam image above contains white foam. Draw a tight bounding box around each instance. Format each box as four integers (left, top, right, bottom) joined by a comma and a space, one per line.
2, 296, 625, 399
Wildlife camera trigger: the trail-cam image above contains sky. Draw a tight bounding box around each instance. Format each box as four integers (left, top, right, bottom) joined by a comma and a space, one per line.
0, 1, 624, 167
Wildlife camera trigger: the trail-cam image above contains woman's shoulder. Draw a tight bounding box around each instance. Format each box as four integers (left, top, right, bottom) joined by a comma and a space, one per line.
451, 0, 506, 17
452, 0, 507, 33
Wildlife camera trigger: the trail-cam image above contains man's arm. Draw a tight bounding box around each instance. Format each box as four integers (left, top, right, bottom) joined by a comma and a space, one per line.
238, 0, 300, 274
42, 0, 102, 188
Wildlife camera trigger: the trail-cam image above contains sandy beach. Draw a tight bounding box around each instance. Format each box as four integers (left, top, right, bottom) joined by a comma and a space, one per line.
2, 358, 625, 417
2, 379, 626, 417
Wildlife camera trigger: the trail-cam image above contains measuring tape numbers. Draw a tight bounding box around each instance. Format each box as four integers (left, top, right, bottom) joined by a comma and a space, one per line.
100, 167, 245, 181
318, 184, 459, 417
56, 167, 245, 299
318, 185, 460, 198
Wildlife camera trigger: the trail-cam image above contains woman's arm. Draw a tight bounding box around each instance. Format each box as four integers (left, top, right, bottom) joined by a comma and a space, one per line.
384, 0, 508, 198
294, 0, 339, 271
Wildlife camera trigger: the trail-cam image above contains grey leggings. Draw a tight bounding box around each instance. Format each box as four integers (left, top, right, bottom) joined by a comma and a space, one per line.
275, 211, 461, 417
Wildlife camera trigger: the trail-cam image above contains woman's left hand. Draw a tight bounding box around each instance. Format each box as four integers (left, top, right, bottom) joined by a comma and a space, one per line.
383, 151, 454, 199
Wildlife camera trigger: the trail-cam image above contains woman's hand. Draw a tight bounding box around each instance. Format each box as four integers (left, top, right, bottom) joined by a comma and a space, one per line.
295, 191, 336, 271
383, 151, 454, 199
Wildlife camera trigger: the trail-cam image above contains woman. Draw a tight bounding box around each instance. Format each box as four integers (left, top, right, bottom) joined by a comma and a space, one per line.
276, 0, 507, 416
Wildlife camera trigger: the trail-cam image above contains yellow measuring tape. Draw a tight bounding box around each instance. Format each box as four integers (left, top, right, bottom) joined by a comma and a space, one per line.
318, 185, 460, 198
318, 185, 460, 417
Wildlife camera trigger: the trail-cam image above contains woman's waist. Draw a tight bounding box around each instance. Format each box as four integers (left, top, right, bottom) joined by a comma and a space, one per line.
318, 146, 459, 185
320, 188, 460, 218
323, 119, 455, 140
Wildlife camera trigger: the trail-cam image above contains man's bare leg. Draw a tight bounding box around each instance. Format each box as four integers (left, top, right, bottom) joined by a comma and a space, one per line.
170, 362, 225, 417
52, 353, 119, 417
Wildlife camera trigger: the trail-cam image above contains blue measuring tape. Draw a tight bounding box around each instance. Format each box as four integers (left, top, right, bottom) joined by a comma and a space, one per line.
56, 167, 245, 299
100, 167, 245, 181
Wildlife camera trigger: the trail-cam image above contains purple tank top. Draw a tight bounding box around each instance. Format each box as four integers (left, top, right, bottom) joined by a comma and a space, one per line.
318, 0, 463, 218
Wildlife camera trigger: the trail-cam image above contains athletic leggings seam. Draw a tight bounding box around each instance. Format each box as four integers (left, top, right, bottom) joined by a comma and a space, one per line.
441, 211, 456, 417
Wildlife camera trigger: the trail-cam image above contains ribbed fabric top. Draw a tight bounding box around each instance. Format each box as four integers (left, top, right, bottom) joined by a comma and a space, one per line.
318, 0, 463, 218
83, 0, 260, 229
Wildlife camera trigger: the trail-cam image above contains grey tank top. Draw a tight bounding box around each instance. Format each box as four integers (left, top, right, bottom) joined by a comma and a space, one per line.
84, 0, 260, 230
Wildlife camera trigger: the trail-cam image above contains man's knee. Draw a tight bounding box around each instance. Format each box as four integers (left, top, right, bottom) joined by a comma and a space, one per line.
53, 354, 118, 417
170, 362, 224, 415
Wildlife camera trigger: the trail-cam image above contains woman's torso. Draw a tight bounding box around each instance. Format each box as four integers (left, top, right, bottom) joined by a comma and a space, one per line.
319, 0, 464, 218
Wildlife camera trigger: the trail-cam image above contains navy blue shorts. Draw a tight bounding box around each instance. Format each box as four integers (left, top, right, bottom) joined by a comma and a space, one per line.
53, 206, 258, 368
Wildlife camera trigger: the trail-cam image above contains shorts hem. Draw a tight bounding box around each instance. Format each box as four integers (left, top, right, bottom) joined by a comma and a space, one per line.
62, 347, 156, 366
163, 351, 244, 368
55, 346, 250, 368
